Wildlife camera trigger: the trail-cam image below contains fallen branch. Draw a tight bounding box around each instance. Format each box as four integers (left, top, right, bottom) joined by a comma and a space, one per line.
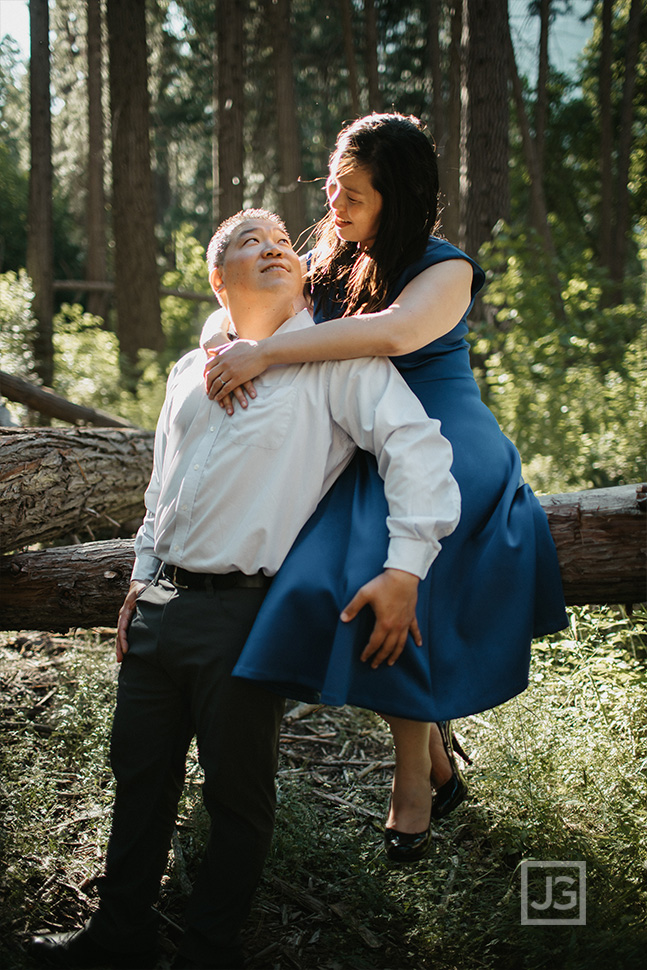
0, 371, 136, 428
0, 484, 644, 632
0, 427, 154, 552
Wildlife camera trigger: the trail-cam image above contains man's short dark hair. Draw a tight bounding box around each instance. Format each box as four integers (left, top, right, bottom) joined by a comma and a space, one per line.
206, 209, 289, 272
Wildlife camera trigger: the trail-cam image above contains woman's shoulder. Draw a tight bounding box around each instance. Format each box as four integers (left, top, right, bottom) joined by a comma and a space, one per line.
393, 237, 485, 303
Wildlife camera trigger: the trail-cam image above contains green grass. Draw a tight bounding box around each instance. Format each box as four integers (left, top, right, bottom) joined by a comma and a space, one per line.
1, 607, 646, 969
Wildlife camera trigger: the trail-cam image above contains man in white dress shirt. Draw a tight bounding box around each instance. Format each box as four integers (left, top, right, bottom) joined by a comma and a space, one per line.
31, 210, 460, 970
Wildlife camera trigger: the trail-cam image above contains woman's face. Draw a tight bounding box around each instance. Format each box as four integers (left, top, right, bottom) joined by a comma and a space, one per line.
326, 159, 383, 249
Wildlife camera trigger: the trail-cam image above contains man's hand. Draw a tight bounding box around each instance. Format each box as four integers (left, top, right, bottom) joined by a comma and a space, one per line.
340, 568, 421, 669
116, 580, 148, 663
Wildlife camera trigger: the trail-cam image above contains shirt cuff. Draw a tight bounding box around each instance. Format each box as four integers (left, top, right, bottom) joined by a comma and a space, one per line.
384, 536, 440, 581
131, 553, 162, 584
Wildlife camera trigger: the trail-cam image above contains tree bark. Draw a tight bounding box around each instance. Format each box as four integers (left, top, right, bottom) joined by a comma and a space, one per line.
0, 371, 136, 429
339, 0, 361, 117
217, 0, 245, 220
609, 0, 642, 301
86, 0, 108, 320
0, 427, 154, 553
464, 0, 510, 258
106, 0, 163, 373
533, 0, 550, 192
0, 485, 644, 633
427, 0, 444, 167
505, 14, 566, 324
27, 0, 54, 389
598, 0, 614, 273
441, 0, 462, 245
271, 0, 306, 243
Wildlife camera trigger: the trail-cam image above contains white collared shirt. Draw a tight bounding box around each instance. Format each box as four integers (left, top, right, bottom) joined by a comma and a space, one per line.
133, 309, 460, 582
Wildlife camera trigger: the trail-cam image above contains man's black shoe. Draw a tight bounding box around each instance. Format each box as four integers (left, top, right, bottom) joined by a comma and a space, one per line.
29, 927, 157, 969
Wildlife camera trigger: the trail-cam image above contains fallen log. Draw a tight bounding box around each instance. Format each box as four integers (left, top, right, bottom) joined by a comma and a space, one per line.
0, 427, 154, 553
0, 370, 136, 428
0, 485, 644, 633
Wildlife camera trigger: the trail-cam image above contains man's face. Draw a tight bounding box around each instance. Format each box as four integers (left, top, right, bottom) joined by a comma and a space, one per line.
213, 219, 302, 306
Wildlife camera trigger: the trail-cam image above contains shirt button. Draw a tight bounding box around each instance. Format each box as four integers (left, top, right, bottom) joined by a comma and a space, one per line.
181, 504, 188, 511
172, 544, 179, 552
193, 463, 200, 470
210, 426, 216, 432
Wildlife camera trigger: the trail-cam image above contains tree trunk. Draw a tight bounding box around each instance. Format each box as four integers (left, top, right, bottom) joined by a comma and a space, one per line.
217, 0, 245, 219
464, 0, 509, 259
27, 0, 54, 390
86, 0, 108, 320
533, 0, 550, 191
271, 0, 306, 243
0, 371, 136, 429
106, 0, 163, 374
441, 0, 462, 245
427, 0, 444, 166
598, 0, 614, 272
505, 13, 566, 325
339, 0, 361, 117
364, 0, 381, 112
0, 539, 136, 632
1, 485, 644, 633
538, 484, 646, 607
609, 0, 642, 301
0, 427, 154, 553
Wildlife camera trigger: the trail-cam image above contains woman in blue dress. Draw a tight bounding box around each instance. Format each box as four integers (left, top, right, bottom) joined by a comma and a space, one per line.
205, 113, 568, 861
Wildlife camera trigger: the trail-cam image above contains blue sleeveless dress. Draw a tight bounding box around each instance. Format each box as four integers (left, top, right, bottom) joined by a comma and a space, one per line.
233, 238, 568, 721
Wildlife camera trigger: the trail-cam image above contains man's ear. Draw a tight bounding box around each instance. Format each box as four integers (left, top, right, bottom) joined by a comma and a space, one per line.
209, 267, 226, 301
209, 266, 224, 296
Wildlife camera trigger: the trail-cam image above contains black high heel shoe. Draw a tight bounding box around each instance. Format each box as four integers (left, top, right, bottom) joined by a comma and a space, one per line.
384, 797, 432, 863
430, 720, 472, 821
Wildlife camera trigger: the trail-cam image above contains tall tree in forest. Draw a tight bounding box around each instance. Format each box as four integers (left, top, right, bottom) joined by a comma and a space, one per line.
364, 0, 381, 112
270, 0, 305, 243
106, 0, 163, 376
608, 0, 642, 301
440, 0, 463, 244
217, 0, 244, 220
599, 0, 614, 272
533, 0, 550, 185
86, 0, 107, 320
427, 0, 443, 155
27, 0, 54, 388
464, 0, 510, 258
339, 0, 361, 116
505, 13, 565, 323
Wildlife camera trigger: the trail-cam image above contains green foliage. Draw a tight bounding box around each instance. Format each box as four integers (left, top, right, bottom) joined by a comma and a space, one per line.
52, 304, 168, 430
475, 224, 646, 492
0, 270, 38, 423
160, 223, 215, 360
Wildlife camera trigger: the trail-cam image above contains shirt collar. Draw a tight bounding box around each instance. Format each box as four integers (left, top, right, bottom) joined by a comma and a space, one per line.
200, 307, 314, 351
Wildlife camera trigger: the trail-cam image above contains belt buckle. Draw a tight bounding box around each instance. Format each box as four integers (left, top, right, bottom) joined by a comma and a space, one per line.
168, 564, 189, 589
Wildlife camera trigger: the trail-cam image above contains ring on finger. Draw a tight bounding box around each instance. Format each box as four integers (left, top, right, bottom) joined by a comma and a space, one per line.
218, 376, 227, 388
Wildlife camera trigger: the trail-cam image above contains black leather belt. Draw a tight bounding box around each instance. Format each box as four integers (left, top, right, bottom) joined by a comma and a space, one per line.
162, 563, 272, 591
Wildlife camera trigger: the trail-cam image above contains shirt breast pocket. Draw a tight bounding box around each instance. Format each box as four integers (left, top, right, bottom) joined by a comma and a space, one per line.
224, 384, 297, 450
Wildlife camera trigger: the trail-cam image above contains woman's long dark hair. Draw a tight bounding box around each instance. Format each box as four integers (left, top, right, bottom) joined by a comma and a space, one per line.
309, 113, 440, 316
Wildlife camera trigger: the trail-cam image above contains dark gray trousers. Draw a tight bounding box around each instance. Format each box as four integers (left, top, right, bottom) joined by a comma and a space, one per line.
88, 577, 285, 964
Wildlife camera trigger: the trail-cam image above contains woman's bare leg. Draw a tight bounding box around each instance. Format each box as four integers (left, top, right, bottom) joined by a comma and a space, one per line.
382, 716, 432, 834
428, 721, 453, 789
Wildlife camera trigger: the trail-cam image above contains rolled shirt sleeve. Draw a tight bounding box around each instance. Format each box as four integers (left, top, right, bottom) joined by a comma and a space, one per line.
326, 356, 461, 580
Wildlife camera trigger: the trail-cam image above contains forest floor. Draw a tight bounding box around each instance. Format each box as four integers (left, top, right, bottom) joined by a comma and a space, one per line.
1, 607, 647, 970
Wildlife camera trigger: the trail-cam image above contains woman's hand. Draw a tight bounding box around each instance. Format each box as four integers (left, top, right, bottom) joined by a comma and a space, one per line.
204, 340, 268, 412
